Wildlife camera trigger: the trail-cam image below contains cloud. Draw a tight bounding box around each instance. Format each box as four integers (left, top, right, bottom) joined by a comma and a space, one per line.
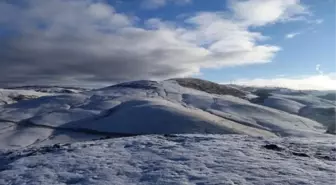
141, 0, 191, 9
229, 73, 336, 90
231, 0, 309, 26
284, 18, 324, 39
314, 19, 324, 24
316, 64, 324, 75
0, 0, 310, 86
285, 32, 301, 39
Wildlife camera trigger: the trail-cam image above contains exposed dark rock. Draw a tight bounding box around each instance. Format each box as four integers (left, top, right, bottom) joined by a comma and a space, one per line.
9, 94, 38, 101
263, 144, 284, 151
107, 80, 159, 90
53, 143, 61, 149
291, 152, 310, 158
250, 89, 273, 104
315, 154, 335, 161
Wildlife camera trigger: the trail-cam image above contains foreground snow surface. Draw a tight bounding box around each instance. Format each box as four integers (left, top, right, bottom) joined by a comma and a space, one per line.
0, 134, 335, 185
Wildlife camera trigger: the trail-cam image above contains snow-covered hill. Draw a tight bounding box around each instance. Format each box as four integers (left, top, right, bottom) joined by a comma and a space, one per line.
0, 79, 335, 184
0, 79, 334, 149
7, 85, 88, 94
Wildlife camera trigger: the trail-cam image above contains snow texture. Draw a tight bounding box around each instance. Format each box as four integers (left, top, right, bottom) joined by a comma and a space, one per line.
0, 135, 335, 185
0, 80, 335, 184
0, 89, 49, 105
0, 80, 332, 149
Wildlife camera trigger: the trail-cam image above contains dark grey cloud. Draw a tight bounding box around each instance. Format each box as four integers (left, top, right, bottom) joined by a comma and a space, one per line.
0, 0, 285, 87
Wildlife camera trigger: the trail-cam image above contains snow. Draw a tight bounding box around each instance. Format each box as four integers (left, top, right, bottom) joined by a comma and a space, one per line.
182, 94, 324, 137
299, 106, 335, 128
257, 93, 335, 133
29, 109, 98, 128
275, 94, 336, 107
0, 135, 334, 185
0, 80, 335, 184
263, 96, 306, 114
68, 98, 277, 136
0, 80, 331, 149
0, 94, 88, 122
0, 88, 49, 105
7, 86, 88, 94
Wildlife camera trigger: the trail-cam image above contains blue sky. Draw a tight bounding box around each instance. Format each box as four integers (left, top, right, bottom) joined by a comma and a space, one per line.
0, 0, 335, 89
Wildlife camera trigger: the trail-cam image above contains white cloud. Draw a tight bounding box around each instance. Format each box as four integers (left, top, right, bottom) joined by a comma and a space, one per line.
231, 0, 309, 26
180, 12, 280, 67
316, 64, 324, 75
141, 0, 192, 9
0, 0, 310, 86
284, 17, 324, 39
230, 73, 336, 90
285, 32, 301, 39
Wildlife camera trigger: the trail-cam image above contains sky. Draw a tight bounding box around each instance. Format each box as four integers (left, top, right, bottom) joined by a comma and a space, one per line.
0, 0, 335, 90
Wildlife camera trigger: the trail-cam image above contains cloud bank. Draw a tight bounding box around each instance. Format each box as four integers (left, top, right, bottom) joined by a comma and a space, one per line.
231, 73, 336, 90
0, 0, 310, 86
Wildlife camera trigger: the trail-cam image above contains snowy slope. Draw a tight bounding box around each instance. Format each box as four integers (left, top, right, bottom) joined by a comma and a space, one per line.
0, 89, 49, 105
0, 135, 334, 185
249, 92, 335, 133
7, 85, 88, 94
262, 96, 306, 114
0, 79, 333, 149
0, 80, 334, 184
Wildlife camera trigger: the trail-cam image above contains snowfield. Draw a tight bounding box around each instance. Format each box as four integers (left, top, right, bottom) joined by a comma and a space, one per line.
0, 135, 335, 185
0, 79, 333, 149
0, 79, 335, 184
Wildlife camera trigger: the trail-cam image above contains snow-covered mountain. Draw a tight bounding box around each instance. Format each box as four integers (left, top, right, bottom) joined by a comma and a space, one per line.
0, 79, 334, 184
0, 79, 334, 149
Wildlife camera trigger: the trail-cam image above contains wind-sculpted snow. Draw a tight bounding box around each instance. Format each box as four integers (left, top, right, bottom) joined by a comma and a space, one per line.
0, 79, 332, 149
182, 94, 324, 137
0, 135, 334, 185
263, 96, 306, 114
299, 106, 335, 131
250, 92, 336, 134
0, 94, 89, 122
0, 80, 333, 184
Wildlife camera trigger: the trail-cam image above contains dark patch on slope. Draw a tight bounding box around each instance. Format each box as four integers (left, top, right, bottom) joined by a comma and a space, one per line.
263, 144, 285, 151
8, 94, 39, 102
173, 78, 247, 98
262, 142, 336, 161
250, 89, 273, 104
104, 80, 159, 90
